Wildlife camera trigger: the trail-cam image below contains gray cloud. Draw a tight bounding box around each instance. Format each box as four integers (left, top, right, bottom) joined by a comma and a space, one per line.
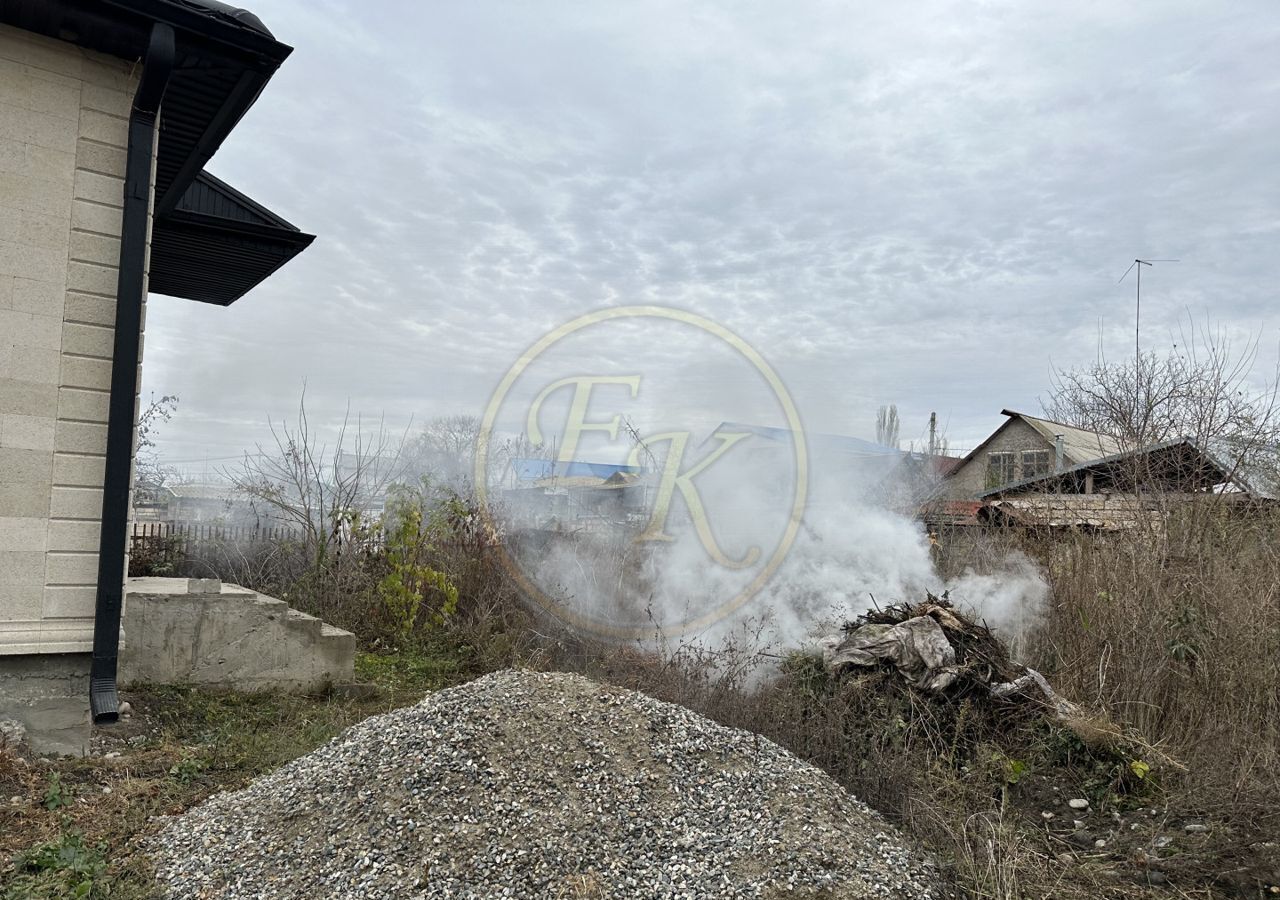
143, 0, 1280, 469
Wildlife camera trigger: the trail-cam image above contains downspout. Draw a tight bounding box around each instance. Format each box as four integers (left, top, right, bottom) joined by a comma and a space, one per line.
90, 23, 175, 724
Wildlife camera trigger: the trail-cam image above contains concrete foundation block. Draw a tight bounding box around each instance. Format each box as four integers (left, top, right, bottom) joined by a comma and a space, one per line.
120, 577, 355, 693
0, 652, 90, 756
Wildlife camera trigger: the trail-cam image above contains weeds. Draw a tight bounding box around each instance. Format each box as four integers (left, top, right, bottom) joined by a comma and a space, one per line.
40, 775, 69, 813
6, 831, 106, 899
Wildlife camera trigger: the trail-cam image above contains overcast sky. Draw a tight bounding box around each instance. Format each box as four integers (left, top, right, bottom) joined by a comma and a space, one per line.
142, 0, 1280, 477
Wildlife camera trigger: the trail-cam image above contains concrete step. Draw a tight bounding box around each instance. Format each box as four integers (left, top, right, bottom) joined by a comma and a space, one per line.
320, 623, 356, 657
283, 608, 323, 639
120, 577, 356, 692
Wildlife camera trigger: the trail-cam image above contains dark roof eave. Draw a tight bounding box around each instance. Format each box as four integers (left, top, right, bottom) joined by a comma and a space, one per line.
976, 436, 1226, 499
149, 214, 314, 305
103, 0, 291, 62
163, 209, 315, 245
154, 69, 274, 216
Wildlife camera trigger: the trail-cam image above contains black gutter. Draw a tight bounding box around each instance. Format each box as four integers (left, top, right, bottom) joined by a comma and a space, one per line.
90, 22, 176, 725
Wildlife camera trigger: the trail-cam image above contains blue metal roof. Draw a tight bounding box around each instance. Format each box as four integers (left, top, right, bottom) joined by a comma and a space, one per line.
511, 459, 646, 483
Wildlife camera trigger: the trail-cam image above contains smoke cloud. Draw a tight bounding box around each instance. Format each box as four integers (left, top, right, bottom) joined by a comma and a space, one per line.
498, 430, 1050, 657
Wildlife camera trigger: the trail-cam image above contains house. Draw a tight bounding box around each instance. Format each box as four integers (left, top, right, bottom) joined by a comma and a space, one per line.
938, 410, 1121, 501
976, 436, 1279, 530
1, 0, 312, 752
501, 459, 648, 528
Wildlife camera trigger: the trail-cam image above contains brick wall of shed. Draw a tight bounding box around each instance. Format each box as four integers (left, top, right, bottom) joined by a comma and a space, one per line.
942, 419, 1056, 500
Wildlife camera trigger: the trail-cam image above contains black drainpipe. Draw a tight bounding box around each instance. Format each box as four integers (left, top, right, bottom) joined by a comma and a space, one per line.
90, 23, 175, 724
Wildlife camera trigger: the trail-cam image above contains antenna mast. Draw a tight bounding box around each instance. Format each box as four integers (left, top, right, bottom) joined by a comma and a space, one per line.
1118, 257, 1179, 369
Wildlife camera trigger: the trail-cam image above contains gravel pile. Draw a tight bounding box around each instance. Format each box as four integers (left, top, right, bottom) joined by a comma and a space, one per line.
149, 670, 942, 899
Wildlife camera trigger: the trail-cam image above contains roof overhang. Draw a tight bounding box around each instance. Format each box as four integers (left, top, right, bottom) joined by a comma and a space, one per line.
976, 437, 1241, 499
149, 171, 314, 305
1, 0, 312, 304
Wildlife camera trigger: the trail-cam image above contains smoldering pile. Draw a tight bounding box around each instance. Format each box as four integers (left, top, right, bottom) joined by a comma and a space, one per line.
147, 670, 942, 899
820, 592, 1176, 773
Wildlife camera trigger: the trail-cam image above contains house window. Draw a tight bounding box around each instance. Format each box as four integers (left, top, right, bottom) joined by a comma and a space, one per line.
986, 451, 1017, 487
1021, 449, 1052, 479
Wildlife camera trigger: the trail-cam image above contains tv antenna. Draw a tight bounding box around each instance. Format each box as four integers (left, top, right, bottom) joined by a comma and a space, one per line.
1119, 258, 1179, 365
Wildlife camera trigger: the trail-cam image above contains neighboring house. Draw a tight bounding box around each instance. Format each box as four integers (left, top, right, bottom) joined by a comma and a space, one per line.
502, 459, 648, 528
977, 436, 1279, 531
1, 1, 311, 751
939, 410, 1121, 501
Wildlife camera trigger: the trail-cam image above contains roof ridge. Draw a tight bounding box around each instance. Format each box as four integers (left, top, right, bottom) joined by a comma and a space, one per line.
1000, 408, 1114, 436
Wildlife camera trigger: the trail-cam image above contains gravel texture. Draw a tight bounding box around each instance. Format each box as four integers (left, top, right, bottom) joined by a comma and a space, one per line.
149, 670, 941, 899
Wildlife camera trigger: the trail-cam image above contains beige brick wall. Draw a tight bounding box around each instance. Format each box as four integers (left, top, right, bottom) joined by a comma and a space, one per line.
0, 24, 144, 655
943, 419, 1056, 500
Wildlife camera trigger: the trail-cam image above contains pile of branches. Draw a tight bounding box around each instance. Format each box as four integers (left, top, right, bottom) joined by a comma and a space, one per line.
848, 590, 1021, 689
826, 592, 1179, 774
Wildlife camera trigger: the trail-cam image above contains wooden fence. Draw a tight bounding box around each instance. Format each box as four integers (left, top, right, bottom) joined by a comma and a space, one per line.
130, 521, 296, 545
128, 521, 299, 573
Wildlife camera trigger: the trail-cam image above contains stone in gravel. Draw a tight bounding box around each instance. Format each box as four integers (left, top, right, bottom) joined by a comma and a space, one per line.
1067, 798, 1089, 810
148, 670, 942, 899
1184, 823, 1209, 833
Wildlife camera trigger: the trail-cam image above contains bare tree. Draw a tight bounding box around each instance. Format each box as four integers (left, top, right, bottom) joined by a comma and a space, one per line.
876, 404, 900, 449
230, 388, 409, 568
406, 414, 481, 489
134, 394, 180, 507
1047, 324, 1280, 456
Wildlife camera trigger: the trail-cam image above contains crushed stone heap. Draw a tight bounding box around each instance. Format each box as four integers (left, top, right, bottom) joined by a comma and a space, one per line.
149, 670, 941, 899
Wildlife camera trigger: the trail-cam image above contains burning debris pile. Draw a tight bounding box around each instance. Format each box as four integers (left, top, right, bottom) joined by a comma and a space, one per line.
820, 592, 1177, 778
825, 592, 1020, 693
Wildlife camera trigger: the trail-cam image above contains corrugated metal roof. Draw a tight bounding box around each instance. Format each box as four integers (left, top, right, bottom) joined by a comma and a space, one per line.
718, 422, 904, 458
1001, 410, 1123, 465
166, 482, 239, 500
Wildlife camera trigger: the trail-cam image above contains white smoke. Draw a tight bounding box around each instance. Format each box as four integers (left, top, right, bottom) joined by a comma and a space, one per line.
503, 432, 1050, 656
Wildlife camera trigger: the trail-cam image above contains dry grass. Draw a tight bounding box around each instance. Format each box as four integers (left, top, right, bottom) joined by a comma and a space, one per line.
103, 494, 1280, 899
0, 651, 469, 899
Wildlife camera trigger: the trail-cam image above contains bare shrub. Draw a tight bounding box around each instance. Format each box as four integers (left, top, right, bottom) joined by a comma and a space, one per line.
230, 388, 408, 571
